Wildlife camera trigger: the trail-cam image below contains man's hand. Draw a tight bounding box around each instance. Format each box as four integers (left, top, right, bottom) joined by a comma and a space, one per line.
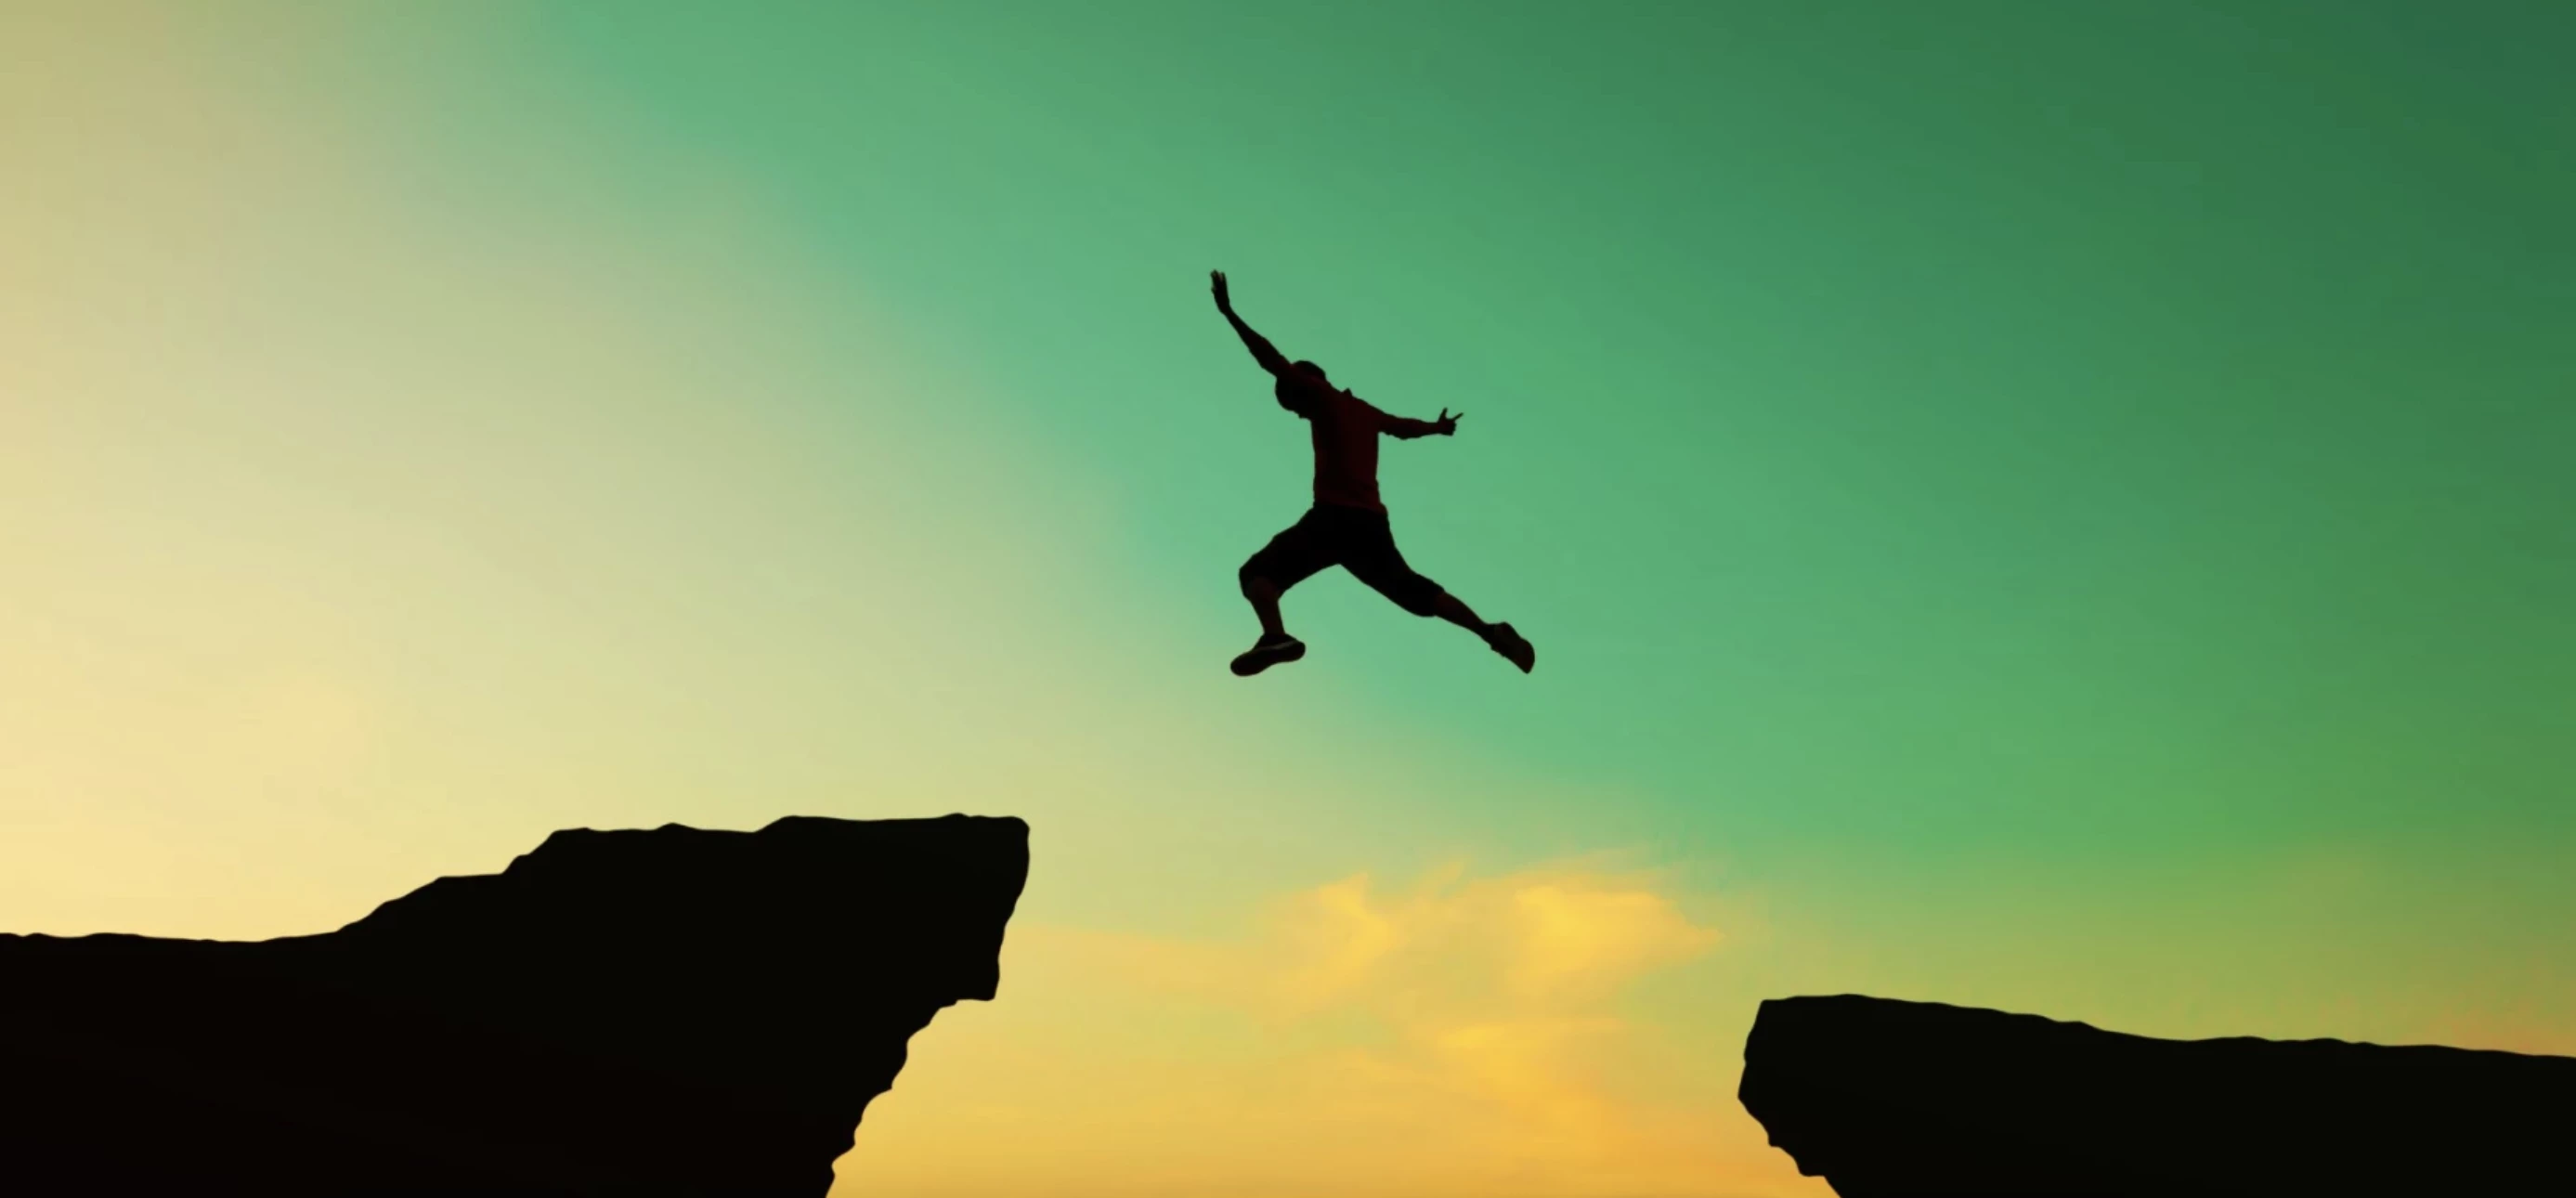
1435, 408, 1463, 436
1212, 269, 1288, 375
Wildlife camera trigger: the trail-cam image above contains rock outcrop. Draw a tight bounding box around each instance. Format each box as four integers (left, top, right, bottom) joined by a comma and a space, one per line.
1738, 994, 2576, 1197
1, 814, 1029, 1197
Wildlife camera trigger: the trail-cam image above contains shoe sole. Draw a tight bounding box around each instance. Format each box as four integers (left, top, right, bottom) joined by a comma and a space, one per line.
1230, 640, 1307, 677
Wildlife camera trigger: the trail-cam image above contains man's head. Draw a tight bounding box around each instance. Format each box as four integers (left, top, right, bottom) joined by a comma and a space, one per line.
1275, 359, 1331, 414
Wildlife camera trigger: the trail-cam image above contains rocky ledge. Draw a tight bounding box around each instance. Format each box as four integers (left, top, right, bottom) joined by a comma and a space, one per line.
1739, 993, 2575, 1197
1, 814, 1029, 1196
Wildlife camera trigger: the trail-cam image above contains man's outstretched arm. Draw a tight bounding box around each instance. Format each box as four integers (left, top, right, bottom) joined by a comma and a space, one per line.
1385, 407, 1463, 440
1211, 270, 1291, 376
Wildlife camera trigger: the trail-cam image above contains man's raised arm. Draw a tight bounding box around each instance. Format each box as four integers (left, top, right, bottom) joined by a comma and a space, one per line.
1211, 270, 1290, 376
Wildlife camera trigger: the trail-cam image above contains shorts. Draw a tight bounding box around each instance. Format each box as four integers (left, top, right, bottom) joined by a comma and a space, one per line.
1241, 503, 1446, 617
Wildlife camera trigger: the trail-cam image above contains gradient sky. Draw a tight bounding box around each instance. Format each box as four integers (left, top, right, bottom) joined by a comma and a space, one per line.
6, 2, 2571, 1194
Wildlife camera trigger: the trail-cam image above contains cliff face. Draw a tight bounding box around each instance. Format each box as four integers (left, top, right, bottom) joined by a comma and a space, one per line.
1738, 994, 2576, 1198
0, 814, 1029, 1197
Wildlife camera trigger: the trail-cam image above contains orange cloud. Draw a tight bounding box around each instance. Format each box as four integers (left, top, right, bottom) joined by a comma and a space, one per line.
846, 862, 1828, 1198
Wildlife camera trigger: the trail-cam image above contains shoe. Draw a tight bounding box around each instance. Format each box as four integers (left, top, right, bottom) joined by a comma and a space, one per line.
1230, 632, 1307, 677
1486, 622, 1534, 673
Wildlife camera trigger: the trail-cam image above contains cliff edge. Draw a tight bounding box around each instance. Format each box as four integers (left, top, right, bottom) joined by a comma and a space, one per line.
1, 814, 1030, 1197
1739, 994, 2576, 1197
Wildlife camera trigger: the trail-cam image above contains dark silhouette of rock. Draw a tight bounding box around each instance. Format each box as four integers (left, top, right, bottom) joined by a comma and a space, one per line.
1, 814, 1029, 1197
1738, 994, 2576, 1197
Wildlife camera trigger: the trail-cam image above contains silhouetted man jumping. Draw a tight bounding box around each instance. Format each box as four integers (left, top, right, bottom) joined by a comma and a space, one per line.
1212, 270, 1536, 677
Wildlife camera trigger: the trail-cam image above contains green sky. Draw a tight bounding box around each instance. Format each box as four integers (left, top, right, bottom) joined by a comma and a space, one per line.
6, 2, 2570, 1193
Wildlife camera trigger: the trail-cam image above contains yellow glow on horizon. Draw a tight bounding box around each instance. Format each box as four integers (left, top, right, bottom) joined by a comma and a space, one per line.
0, 0, 1126, 938
845, 862, 1828, 1197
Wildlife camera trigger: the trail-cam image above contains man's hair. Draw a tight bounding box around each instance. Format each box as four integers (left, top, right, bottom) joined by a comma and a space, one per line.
1292, 359, 1328, 381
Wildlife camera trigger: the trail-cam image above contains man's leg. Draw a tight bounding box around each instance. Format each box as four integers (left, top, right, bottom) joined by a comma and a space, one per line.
1347, 515, 1535, 673
1429, 590, 1490, 635
1233, 513, 1332, 676
1425, 586, 1535, 672
1242, 573, 1290, 640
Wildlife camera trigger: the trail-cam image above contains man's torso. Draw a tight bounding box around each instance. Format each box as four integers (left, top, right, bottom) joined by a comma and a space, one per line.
1288, 383, 1387, 513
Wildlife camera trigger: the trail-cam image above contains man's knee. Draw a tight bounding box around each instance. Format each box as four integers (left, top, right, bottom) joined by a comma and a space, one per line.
1240, 559, 1281, 595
